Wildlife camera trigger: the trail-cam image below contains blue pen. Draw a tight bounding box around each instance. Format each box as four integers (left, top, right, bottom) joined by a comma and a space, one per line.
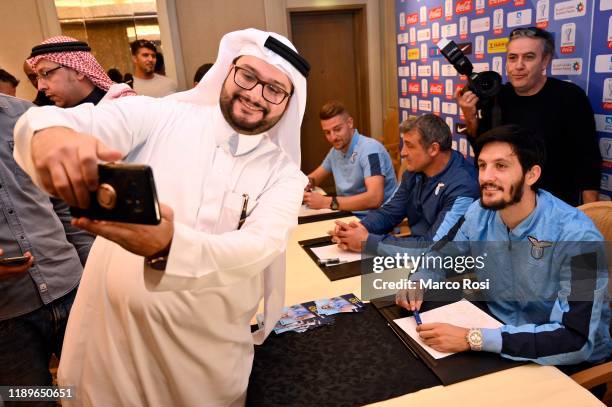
413, 309, 422, 325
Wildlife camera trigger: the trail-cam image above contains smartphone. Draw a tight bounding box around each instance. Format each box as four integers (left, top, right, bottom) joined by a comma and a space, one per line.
70, 163, 161, 225
0, 255, 31, 267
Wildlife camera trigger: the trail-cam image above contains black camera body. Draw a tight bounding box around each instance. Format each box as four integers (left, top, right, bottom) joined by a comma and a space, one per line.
70, 163, 161, 225
437, 38, 502, 102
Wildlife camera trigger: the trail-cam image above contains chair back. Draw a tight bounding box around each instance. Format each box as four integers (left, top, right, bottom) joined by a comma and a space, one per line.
578, 201, 612, 298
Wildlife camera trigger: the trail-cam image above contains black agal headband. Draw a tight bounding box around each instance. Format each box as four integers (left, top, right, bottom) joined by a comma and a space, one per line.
29, 41, 91, 58
264, 36, 310, 78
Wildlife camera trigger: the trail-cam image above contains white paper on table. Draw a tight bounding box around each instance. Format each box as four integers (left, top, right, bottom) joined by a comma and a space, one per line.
300, 187, 334, 217
298, 205, 336, 217
393, 299, 503, 359
310, 244, 368, 263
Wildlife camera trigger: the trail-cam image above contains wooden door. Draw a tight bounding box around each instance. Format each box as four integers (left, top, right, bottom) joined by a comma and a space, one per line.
290, 8, 370, 191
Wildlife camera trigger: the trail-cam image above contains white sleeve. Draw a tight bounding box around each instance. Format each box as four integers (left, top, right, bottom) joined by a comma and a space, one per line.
148, 167, 308, 291
13, 96, 164, 188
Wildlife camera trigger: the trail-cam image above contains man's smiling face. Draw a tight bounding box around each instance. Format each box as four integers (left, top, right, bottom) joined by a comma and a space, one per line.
219, 55, 292, 135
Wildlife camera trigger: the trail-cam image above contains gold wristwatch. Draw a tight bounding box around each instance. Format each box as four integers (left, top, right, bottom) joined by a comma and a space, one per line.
467, 328, 483, 351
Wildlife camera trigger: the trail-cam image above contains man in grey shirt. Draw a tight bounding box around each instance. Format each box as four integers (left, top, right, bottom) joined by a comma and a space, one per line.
0, 95, 93, 403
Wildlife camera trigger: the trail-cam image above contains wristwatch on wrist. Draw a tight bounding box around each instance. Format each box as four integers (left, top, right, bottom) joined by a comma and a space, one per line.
467, 328, 483, 351
145, 245, 171, 271
330, 196, 339, 211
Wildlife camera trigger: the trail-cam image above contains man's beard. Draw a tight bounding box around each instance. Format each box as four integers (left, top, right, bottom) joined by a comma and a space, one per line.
142, 64, 154, 74
219, 87, 282, 135
480, 174, 525, 210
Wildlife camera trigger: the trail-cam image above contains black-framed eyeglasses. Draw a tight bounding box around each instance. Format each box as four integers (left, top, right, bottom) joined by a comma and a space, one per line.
509, 26, 552, 41
232, 65, 292, 105
36, 65, 64, 81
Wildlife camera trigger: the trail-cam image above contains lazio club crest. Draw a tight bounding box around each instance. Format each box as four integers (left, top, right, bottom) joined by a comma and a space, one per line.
527, 236, 552, 259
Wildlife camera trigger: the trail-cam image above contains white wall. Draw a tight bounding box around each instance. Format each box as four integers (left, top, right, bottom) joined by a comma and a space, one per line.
172, 0, 267, 89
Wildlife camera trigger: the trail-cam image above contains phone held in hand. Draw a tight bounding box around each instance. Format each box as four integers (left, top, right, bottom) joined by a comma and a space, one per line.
0, 255, 30, 267
70, 163, 161, 225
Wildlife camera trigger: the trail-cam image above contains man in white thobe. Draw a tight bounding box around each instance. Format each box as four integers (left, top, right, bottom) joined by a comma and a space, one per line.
13, 29, 310, 406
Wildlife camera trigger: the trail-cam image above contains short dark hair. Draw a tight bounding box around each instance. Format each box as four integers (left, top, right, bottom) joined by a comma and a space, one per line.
193, 63, 213, 84
319, 100, 348, 120
154, 52, 165, 74
130, 39, 157, 56
474, 124, 547, 189
0, 69, 19, 87
399, 114, 452, 151
107, 68, 123, 83
508, 26, 554, 57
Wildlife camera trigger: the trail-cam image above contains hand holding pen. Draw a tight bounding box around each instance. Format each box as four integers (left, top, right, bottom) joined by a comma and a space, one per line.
395, 283, 424, 313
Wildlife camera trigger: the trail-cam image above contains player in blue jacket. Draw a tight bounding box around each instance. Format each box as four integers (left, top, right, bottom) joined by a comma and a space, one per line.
394, 125, 611, 367
332, 114, 479, 254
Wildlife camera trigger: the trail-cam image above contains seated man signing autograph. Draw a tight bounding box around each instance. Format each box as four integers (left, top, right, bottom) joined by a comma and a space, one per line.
394, 125, 611, 368
304, 100, 397, 216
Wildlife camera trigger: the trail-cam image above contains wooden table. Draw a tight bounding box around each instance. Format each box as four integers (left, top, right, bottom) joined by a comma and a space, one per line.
272, 217, 604, 407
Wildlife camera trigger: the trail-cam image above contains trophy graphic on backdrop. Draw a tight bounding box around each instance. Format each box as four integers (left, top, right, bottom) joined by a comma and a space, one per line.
564, 26, 572, 42
493, 58, 502, 75
495, 11, 502, 25
606, 78, 612, 102
539, 3, 547, 19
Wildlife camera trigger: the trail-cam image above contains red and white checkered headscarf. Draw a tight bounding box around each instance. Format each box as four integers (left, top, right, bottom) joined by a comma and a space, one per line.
27, 35, 134, 98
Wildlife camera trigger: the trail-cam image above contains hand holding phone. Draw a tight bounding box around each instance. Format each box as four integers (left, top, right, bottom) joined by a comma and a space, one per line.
71, 203, 174, 258
0, 249, 33, 278
30, 127, 123, 208
70, 163, 161, 225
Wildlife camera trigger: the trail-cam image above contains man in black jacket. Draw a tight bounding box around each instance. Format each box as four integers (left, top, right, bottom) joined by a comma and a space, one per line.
456, 27, 601, 206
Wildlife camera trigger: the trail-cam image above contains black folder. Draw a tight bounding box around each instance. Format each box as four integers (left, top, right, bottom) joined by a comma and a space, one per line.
299, 236, 373, 281
371, 295, 526, 385
298, 209, 352, 224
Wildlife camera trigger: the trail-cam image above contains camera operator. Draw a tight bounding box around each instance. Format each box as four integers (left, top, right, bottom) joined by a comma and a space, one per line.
456, 27, 601, 206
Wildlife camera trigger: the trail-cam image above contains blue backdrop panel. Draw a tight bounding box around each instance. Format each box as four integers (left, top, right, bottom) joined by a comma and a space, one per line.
395, 0, 611, 200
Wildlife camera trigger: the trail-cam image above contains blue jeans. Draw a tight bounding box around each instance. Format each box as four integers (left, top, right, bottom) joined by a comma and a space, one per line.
0, 287, 77, 406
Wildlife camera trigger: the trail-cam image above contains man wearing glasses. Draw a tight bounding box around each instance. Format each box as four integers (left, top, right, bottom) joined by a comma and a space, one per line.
13, 29, 309, 405
456, 27, 601, 207
26, 36, 135, 108
0, 36, 134, 400
22, 60, 53, 106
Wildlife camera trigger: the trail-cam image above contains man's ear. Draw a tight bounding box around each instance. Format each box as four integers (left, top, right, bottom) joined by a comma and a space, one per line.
525, 164, 542, 187
428, 141, 441, 157
541, 52, 552, 68
346, 115, 354, 130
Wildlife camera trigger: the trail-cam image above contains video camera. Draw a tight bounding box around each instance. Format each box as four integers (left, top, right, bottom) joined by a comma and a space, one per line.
437, 38, 502, 103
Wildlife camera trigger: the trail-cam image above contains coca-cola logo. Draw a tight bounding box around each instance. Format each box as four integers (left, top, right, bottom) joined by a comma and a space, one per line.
456, 0, 474, 14
430, 83, 444, 94
407, 13, 418, 25
409, 83, 421, 93
429, 7, 443, 20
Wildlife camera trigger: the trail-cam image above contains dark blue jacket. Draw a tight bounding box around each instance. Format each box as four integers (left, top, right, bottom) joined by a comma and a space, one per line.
362, 150, 479, 253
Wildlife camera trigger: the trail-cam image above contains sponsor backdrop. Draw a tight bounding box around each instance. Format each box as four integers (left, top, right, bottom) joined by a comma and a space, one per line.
395, 0, 612, 200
